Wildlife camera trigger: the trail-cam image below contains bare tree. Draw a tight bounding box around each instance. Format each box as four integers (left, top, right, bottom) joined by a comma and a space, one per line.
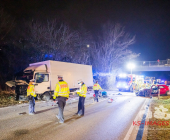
0, 9, 15, 90
22, 20, 79, 62
22, 20, 92, 65
91, 22, 139, 73
0, 9, 15, 41
72, 24, 93, 64
91, 22, 139, 89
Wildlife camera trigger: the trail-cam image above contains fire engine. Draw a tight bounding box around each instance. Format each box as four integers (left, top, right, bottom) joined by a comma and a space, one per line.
116, 74, 144, 92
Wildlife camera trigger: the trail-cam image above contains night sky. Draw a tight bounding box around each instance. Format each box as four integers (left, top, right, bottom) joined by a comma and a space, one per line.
1, 0, 170, 61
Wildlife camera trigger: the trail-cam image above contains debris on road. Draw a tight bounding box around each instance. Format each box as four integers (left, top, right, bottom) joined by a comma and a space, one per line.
108, 98, 113, 103
117, 93, 122, 95
19, 112, 27, 115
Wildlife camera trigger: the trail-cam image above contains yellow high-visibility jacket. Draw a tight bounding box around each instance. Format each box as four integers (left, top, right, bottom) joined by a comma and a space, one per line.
27, 85, 36, 97
93, 83, 102, 90
53, 81, 70, 99
77, 84, 87, 97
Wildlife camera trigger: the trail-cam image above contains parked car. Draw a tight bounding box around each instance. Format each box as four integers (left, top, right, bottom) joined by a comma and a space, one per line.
136, 84, 170, 97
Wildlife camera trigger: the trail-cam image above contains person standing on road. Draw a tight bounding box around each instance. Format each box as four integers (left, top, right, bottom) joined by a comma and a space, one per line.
27, 80, 36, 115
76, 81, 87, 116
93, 81, 102, 102
53, 75, 70, 123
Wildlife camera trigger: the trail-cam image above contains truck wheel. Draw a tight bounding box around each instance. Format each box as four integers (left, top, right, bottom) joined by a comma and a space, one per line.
135, 92, 139, 96
130, 87, 133, 93
42, 92, 51, 101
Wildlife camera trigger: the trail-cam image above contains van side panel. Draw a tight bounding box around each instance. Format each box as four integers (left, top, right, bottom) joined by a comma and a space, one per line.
29, 60, 93, 91
50, 61, 93, 90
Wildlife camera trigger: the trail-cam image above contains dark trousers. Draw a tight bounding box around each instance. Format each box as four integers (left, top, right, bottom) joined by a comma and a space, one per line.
78, 96, 85, 115
58, 97, 67, 122
94, 90, 99, 102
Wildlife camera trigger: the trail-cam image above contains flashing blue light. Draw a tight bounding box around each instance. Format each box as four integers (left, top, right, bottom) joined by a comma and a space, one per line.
45, 54, 53, 58
45, 54, 48, 58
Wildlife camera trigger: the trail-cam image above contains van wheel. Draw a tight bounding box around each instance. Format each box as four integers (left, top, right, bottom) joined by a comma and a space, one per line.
42, 92, 51, 101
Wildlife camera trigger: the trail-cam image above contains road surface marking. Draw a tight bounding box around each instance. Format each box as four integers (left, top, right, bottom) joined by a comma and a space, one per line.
124, 98, 148, 140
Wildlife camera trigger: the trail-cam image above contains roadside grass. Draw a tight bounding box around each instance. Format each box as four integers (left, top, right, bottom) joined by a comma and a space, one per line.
152, 96, 170, 113
0, 90, 18, 107
0, 90, 28, 107
147, 96, 170, 140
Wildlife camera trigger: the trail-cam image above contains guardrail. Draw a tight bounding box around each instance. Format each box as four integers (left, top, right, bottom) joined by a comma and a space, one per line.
136, 60, 170, 67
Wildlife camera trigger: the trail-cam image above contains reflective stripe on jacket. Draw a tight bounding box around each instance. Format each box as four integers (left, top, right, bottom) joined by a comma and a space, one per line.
77, 84, 87, 97
53, 81, 70, 99
93, 84, 102, 90
27, 85, 36, 97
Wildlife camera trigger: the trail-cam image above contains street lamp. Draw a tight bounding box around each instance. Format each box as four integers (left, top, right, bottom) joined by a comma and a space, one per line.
127, 63, 135, 74
87, 44, 90, 48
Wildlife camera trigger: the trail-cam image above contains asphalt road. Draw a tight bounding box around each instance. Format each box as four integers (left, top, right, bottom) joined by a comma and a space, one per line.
0, 91, 147, 140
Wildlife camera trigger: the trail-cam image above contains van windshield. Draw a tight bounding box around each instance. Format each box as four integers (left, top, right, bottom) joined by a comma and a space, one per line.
35, 73, 49, 83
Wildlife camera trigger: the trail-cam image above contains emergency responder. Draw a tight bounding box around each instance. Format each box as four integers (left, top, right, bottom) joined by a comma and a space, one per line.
76, 81, 87, 116
93, 81, 102, 102
27, 79, 36, 115
53, 75, 70, 123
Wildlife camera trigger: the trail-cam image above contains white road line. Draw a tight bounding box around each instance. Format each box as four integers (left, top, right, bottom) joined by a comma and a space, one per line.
124, 98, 148, 140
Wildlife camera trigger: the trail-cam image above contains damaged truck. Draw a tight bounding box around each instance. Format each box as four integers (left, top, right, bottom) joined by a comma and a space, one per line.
6, 60, 93, 101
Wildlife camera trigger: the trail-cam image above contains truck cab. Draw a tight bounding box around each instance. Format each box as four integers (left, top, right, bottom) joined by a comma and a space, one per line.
116, 74, 134, 92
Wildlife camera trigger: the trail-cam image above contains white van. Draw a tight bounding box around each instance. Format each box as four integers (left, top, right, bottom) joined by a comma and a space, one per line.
7, 60, 93, 101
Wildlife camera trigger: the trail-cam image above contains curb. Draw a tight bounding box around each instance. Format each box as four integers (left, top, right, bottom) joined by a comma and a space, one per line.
135, 98, 151, 140
124, 98, 149, 140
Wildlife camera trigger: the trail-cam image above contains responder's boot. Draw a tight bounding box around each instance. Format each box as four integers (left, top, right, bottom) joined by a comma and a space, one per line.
29, 113, 35, 115
59, 120, 64, 123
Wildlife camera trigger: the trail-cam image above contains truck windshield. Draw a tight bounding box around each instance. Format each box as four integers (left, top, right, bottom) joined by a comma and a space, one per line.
117, 77, 131, 82
35, 73, 49, 83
